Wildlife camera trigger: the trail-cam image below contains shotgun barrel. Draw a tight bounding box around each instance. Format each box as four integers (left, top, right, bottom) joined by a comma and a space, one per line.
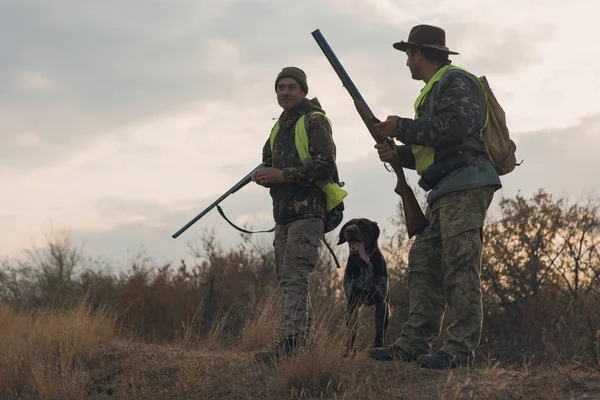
311, 29, 428, 237
172, 162, 266, 238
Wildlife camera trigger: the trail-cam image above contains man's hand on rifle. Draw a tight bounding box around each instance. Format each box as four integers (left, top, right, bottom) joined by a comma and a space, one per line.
375, 142, 403, 170
375, 116, 399, 138
253, 168, 285, 186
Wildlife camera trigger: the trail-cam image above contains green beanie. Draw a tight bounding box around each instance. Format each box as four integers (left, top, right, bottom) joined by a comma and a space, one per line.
274, 66, 308, 93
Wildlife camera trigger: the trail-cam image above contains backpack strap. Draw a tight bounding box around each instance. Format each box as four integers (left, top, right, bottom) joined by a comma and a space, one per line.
269, 111, 332, 155
269, 121, 280, 152
440, 66, 489, 137
294, 111, 331, 160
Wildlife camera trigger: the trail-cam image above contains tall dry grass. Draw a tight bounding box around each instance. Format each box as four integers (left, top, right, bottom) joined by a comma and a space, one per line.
0, 300, 115, 399
189, 289, 600, 399
235, 289, 374, 398
0, 288, 597, 399
238, 290, 282, 352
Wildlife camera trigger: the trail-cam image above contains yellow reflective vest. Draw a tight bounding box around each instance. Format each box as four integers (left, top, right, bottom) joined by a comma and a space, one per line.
269, 111, 348, 211
411, 65, 489, 176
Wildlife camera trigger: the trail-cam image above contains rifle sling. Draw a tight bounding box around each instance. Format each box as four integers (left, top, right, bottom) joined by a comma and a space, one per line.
322, 237, 341, 269
215, 205, 341, 269
216, 204, 275, 234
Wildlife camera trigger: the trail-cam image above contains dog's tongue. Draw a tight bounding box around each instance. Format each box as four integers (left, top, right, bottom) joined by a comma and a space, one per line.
349, 240, 370, 264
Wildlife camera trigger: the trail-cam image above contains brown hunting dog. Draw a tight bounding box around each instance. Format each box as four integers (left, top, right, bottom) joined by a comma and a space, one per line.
337, 218, 391, 356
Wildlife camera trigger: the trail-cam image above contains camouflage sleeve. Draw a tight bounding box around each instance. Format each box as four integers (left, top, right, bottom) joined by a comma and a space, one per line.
261, 137, 272, 167
395, 144, 416, 169
394, 72, 486, 147
282, 114, 335, 186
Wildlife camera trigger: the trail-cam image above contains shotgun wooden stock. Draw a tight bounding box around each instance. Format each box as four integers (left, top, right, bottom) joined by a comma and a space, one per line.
354, 101, 428, 237
311, 28, 428, 237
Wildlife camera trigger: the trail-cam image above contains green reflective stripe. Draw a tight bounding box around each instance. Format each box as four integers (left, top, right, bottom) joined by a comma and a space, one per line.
294, 114, 310, 160
414, 145, 434, 158
411, 66, 453, 176
269, 122, 279, 152
412, 144, 435, 176
322, 182, 347, 211
413, 65, 453, 118
411, 64, 488, 176
269, 112, 329, 158
269, 111, 347, 211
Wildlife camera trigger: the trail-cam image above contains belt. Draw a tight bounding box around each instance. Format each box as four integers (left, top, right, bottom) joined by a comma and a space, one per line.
418, 150, 478, 191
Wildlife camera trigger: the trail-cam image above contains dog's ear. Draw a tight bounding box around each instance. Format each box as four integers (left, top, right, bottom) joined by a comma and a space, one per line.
371, 220, 380, 241
337, 220, 352, 245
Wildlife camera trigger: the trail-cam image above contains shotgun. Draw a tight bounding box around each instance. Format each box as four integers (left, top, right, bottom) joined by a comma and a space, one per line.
172, 162, 266, 238
311, 29, 428, 237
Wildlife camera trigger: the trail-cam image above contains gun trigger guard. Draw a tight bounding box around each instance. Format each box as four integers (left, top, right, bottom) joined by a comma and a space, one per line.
384, 137, 395, 149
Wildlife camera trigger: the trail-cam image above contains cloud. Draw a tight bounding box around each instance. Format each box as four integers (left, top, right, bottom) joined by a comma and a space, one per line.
0, 0, 598, 263
496, 112, 600, 201
55, 153, 411, 266
0, 1, 264, 168
0, 0, 562, 172
65, 113, 600, 266
14, 70, 55, 91
445, 22, 556, 75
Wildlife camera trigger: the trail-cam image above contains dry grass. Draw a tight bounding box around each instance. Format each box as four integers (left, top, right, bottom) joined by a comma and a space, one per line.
238, 292, 282, 352
1, 295, 599, 400
0, 301, 115, 399
274, 337, 349, 398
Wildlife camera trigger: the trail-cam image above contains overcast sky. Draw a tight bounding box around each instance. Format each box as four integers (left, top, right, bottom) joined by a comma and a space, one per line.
1, 0, 599, 267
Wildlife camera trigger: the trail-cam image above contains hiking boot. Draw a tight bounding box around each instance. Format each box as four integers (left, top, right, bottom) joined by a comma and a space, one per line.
255, 337, 301, 362
415, 351, 467, 369
368, 344, 417, 362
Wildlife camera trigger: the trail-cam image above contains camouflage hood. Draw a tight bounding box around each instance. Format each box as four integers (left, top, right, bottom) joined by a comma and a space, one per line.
277, 97, 326, 131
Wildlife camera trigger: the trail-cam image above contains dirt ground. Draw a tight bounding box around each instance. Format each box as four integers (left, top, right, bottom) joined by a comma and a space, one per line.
84, 340, 600, 400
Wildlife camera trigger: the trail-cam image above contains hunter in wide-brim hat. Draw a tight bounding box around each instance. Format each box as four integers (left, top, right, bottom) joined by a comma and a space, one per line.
393, 24, 459, 55
369, 21, 507, 371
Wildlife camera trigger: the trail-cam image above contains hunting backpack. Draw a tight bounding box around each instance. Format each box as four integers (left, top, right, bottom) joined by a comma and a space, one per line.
446, 67, 520, 175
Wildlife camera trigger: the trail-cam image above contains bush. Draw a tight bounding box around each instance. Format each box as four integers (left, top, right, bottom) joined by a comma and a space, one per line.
1, 190, 599, 367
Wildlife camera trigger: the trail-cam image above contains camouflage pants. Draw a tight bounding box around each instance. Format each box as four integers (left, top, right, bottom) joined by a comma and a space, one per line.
394, 186, 495, 360
273, 217, 324, 341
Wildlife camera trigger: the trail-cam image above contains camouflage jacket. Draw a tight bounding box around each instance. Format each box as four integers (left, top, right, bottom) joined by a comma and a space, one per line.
395, 64, 487, 160
394, 63, 501, 202
262, 98, 338, 225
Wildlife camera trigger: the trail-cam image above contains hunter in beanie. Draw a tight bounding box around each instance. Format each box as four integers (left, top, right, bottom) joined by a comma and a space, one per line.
254, 64, 343, 362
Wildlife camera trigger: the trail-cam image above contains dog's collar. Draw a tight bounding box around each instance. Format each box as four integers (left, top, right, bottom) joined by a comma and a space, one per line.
366, 246, 379, 261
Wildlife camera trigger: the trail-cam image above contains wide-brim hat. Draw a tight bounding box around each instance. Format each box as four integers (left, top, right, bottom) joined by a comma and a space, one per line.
393, 24, 459, 55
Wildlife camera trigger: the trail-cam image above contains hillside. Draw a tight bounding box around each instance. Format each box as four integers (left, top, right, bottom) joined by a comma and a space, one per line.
86, 343, 600, 400
2, 304, 599, 400
1, 190, 599, 399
